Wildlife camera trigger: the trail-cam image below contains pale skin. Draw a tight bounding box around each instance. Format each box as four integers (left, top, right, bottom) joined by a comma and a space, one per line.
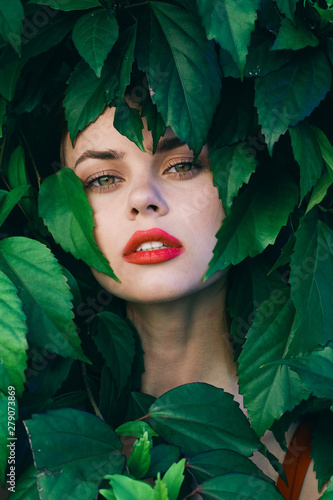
62, 106, 325, 499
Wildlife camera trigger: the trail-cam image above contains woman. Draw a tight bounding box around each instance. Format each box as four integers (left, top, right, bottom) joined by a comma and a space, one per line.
61, 103, 325, 500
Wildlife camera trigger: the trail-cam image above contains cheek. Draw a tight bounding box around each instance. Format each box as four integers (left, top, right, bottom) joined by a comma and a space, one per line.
178, 182, 224, 231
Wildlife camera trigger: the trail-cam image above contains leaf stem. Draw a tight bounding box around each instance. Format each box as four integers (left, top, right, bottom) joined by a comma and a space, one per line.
81, 362, 105, 421
20, 130, 41, 189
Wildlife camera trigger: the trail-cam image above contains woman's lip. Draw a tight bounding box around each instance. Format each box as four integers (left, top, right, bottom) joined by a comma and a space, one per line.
123, 228, 184, 264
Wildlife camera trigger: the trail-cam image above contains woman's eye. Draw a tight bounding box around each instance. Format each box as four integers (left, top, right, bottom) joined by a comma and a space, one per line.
170, 163, 193, 173
95, 175, 116, 186
84, 174, 123, 191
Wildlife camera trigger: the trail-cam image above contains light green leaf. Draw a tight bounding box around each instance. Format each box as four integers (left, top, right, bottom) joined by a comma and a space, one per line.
288, 216, 333, 355
0, 393, 17, 486
0, 237, 88, 362
306, 172, 333, 214
136, 2, 221, 154
272, 17, 319, 51
38, 168, 118, 281
197, 0, 260, 77
161, 459, 185, 500
28, 0, 101, 10
311, 412, 333, 490
153, 476, 169, 500
238, 294, 310, 436
8, 464, 39, 500
0, 0, 24, 56
321, 478, 333, 499
205, 165, 298, 278
116, 421, 159, 442
197, 473, 284, 499
273, 0, 298, 21
0, 270, 28, 397
73, 9, 119, 77
24, 408, 125, 500
210, 143, 258, 215
289, 121, 324, 199
255, 49, 332, 154
0, 185, 30, 227
127, 432, 151, 479
101, 475, 153, 500
279, 346, 333, 400
92, 312, 136, 394
146, 383, 261, 457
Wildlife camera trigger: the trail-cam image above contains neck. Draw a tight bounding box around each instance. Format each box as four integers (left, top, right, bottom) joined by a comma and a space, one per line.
126, 277, 240, 402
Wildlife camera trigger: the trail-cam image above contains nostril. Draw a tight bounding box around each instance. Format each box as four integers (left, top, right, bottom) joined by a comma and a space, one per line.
148, 204, 158, 211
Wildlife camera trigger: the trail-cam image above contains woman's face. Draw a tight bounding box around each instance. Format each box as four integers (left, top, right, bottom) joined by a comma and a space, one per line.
63, 106, 225, 303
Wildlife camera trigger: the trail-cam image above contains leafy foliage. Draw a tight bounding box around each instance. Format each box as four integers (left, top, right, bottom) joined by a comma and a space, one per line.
0, 0, 333, 498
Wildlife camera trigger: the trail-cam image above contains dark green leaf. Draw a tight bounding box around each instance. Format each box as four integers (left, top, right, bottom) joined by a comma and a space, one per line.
72, 9, 119, 77
0, 393, 17, 486
0, 97, 5, 137
0, 185, 30, 227
38, 168, 118, 280
288, 216, 333, 355
312, 126, 333, 176
27, 349, 73, 398
0, 269, 28, 397
0, 55, 24, 102
187, 449, 273, 484
0, 0, 24, 56
197, 0, 260, 77
279, 346, 333, 400
289, 120, 324, 199
205, 164, 298, 278
147, 444, 181, 478
127, 432, 151, 479
306, 172, 333, 214
210, 143, 258, 215
311, 412, 333, 490
0, 237, 88, 362
136, 2, 221, 153
28, 0, 100, 10
273, 0, 298, 21
127, 392, 156, 420
255, 49, 332, 154
114, 100, 145, 152
7, 145, 30, 188
141, 96, 166, 154
146, 383, 262, 457
162, 459, 185, 500
8, 464, 39, 500
245, 33, 293, 78
24, 408, 125, 500
269, 234, 296, 274
272, 17, 319, 51
238, 294, 310, 436
92, 312, 136, 394
101, 475, 153, 500
197, 473, 284, 499
116, 23, 137, 103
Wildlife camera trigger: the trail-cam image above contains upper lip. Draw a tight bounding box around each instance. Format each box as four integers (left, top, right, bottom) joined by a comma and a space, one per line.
123, 228, 183, 256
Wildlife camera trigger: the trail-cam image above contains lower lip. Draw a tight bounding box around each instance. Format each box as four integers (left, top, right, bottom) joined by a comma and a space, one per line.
123, 247, 184, 265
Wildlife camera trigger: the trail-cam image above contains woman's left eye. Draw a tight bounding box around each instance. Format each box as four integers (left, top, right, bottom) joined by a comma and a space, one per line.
164, 161, 200, 178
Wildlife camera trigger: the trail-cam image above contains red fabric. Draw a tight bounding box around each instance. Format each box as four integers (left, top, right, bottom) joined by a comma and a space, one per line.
276, 422, 314, 500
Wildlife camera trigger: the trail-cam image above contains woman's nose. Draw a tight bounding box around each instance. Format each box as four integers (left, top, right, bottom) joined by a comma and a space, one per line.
126, 176, 169, 220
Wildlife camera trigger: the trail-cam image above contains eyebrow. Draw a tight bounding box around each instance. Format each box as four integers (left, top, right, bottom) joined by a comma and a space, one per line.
74, 149, 124, 169
149, 136, 188, 154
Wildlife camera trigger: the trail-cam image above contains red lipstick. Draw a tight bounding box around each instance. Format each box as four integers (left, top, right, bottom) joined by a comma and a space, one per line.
123, 228, 184, 265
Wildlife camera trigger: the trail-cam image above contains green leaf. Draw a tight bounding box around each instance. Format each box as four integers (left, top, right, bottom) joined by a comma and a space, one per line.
245, 32, 293, 78
0, 237, 88, 362
210, 143, 258, 215
306, 172, 333, 214
8, 464, 39, 500
0, 393, 17, 486
7, 146, 30, 188
114, 100, 145, 152
205, 164, 298, 278
0, 96, 6, 136
72, 9, 119, 77
255, 49, 332, 154
127, 432, 151, 479
141, 96, 166, 154
161, 459, 185, 500
288, 216, 333, 355
92, 312, 136, 394
0, 270, 28, 397
147, 445, 181, 478
38, 168, 118, 281
0, 0, 24, 56
311, 412, 333, 490
187, 449, 272, 484
321, 478, 333, 499
0, 54, 25, 102
197, 473, 284, 499
136, 2, 221, 154
197, 0, 260, 77
273, 0, 298, 21
289, 121, 324, 199
0, 185, 30, 227
29, 0, 101, 9
153, 476, 169, 500
101, 475, 153, 500
272, 17, 319, 51
312, 126, 333, 176
116, 421, 159, 442
238, 294, 310, 436
269, 234, 296, 274
278, 346, 333, 400
146, 383, 261, 457
24, 408, 125, 500
27, 349, 73, 398
113, 23, 136, 102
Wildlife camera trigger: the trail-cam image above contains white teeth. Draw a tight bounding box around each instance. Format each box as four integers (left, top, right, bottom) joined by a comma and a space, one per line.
135, 241, 170, 252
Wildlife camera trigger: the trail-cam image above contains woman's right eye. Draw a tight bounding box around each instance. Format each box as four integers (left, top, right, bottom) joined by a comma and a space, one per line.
84, 174, 124, 191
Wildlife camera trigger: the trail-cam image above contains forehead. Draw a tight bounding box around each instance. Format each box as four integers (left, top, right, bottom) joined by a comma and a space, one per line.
62, 106, 184, 167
